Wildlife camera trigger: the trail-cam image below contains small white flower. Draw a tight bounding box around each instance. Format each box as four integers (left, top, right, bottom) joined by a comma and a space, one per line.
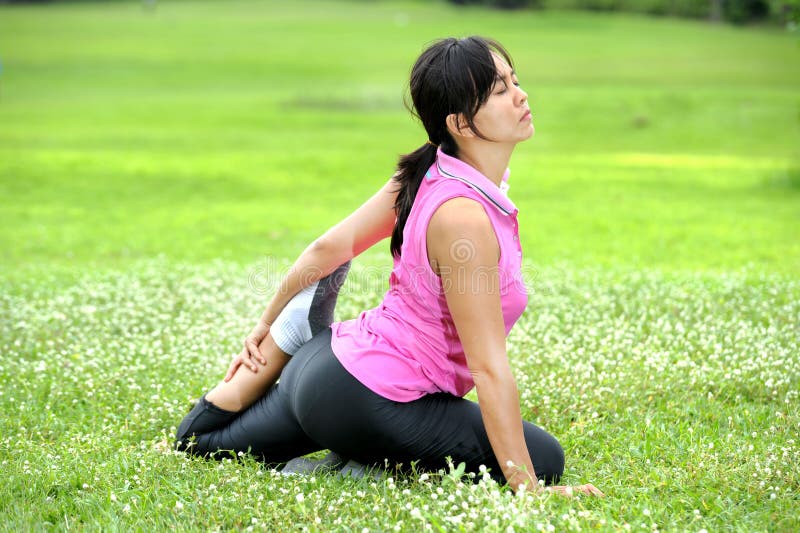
175, 501, 183, 511
296, 493, 305, 503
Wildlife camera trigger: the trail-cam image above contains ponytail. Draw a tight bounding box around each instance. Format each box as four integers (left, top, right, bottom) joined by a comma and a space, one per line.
390, 35, 510, 257
389, 142, 439, 258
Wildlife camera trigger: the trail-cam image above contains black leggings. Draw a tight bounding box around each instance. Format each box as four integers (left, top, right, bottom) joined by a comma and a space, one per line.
176, 328, 565, 485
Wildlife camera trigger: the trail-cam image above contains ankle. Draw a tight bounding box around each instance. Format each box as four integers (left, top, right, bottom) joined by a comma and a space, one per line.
204, 391, 244, 413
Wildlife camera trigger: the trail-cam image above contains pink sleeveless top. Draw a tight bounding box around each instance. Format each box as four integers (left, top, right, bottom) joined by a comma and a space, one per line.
330, 148, 528, 402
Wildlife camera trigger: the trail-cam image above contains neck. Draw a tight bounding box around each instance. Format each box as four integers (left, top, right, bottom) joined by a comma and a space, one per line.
455, 140, 515, 187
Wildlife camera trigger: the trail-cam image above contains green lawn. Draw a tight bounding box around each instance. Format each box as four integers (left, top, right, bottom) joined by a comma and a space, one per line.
0, 0, 798, 530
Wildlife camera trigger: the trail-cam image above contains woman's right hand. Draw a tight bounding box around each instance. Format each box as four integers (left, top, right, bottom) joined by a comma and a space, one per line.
542, 484, 605, 497
223, 320, 271, 381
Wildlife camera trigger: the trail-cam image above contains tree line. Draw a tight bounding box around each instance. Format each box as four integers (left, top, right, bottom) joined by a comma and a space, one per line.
448, 0, 800, 26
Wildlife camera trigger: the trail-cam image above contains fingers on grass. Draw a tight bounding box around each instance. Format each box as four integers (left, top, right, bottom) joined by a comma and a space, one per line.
588, 485, 605, 497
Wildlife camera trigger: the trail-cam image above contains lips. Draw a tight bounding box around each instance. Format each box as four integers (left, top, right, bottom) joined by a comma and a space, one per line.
520, 109, 531, 122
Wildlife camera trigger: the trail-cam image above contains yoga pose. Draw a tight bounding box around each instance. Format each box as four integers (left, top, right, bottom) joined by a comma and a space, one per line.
176, 36, 602, 497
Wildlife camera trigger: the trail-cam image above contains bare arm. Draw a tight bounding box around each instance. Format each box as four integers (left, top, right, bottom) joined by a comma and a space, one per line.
427, 197, 536, 491
216, 176, 400, 399
258, 176, 399, 325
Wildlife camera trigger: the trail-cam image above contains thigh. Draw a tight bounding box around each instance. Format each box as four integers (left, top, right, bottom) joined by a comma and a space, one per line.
363, 394, 564, 485
280, 332, 565, 484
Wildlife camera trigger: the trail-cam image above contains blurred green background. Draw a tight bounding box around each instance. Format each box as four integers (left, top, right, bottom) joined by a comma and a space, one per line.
1, 2, 799, 530
0, 0, 798, 280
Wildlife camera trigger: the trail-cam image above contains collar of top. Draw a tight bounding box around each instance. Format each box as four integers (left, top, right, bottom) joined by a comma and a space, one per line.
433, 148, 517, 217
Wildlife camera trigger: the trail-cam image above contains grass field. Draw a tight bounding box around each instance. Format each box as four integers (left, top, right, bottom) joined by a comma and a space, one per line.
1, 0, 798, 530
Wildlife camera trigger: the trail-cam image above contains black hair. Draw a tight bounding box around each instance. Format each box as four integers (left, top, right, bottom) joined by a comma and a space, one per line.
390, 36, 515, 258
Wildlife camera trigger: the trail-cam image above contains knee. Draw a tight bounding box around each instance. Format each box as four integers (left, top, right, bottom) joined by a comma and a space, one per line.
536, 436, 565, 485
173, 428, 196, 455
174, 412, 195, 446
272, 296, 314, 355
174, 423, 213, 458
173, 396, 236, 456
174, 436, 210, 458
174, 415, 200, 454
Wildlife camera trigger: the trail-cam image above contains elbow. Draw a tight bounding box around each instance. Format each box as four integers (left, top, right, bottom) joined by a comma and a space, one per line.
310, 236, 338, 258
310, 236, 330, 254
471, 364, 515, 389
309, 236, 349, 266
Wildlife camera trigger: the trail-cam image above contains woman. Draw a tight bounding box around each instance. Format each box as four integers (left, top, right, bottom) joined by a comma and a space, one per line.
176, 36, 602, 497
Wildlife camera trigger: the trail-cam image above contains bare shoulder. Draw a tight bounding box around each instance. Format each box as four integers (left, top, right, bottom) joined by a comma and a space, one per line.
429, 196, 493, 235
427, 196, 499, 271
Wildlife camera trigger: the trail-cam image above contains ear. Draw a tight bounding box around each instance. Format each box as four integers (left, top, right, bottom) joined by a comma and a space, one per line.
446, 113, 476, 140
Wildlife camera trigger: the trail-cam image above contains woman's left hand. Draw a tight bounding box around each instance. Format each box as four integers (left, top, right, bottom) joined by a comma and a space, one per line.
223, 320, 271, 381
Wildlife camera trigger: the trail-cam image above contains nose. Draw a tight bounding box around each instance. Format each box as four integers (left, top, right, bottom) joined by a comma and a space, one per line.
515, 85, 528, 105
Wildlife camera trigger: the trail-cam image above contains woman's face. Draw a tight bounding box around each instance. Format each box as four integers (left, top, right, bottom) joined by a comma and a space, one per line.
469, 53, 533, 145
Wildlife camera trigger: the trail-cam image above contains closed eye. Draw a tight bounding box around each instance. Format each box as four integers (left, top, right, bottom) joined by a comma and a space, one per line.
494, 70, 521, 94
494, 79, 510, 94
